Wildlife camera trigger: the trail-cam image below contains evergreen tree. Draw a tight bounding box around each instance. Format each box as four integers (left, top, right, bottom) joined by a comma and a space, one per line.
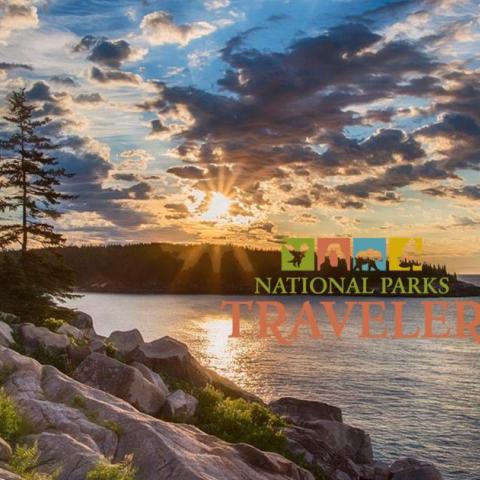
0, 88, 76, 322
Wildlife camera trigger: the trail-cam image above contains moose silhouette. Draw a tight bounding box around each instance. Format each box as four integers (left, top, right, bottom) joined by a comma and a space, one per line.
287, 243, 310, 268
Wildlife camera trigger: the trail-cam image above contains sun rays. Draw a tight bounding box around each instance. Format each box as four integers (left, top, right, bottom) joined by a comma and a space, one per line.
200, 192, 231, 221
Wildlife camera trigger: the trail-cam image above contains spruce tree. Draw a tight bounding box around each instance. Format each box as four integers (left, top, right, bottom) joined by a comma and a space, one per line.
0, 88, 76, 322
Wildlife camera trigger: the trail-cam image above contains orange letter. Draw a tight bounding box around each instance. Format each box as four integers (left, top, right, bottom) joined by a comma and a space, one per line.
393, 301, 419, 339
360, 301, 387, 339
322, 301, 356, 337
257, 301, 290, 345
221, 300, 253, 338
455, 300, 480, 344
288, 301, 322, 340
423, 301, 450, 339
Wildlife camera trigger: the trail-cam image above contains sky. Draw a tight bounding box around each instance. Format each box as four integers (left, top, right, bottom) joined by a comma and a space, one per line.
0, 0, 479, 272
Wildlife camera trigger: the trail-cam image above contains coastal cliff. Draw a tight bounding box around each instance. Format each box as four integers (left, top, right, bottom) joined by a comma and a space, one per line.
0, 311, 443, 480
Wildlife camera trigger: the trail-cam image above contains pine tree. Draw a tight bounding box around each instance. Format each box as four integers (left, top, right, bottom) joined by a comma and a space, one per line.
0, 88, 76, 322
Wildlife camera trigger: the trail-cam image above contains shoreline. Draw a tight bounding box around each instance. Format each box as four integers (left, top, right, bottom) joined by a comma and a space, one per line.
0, 309, 448, 480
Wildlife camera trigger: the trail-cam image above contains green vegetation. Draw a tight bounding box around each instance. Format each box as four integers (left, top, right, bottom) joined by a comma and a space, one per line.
86, 456, 136, 480
0, 366, 13, 385
0, 389, 30, 442
26, 346, 73, 375
71, 395, 87, 410
43, 318, 65, 332
193, 385, 286, 453
0, 88, 76, 324
70, 398, 123, 438
189, 386, 326, 480
10, 443, 57, 480
103, 341, 118, 359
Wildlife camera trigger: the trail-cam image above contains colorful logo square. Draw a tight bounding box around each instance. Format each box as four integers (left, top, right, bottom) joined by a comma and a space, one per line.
388, 237, 423, 271
353, 238, 386, 272
317, 238, 351, 272
281, 237, 315, 271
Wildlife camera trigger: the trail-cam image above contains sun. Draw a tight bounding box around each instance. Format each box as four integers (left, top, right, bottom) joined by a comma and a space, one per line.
201, 192, 231, 221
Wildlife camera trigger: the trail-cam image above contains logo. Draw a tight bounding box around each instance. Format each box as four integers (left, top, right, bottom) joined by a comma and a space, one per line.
281, 237, 315, 271
281, 237, 423, 272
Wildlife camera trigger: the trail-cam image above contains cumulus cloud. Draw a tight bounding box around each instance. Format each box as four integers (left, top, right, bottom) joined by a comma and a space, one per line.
50, 75, 78, 87
74, 92, 104, 104
88, 66, 142, 85
204, 0, 230, 10
0, 0, 38, 41
74, 35, 147, 68
140, 21, 443, 207
117, 149, 153, 171
140, 11, 216, 46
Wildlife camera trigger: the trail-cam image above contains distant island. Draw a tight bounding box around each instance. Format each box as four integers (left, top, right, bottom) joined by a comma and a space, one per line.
48, 243, 480, 297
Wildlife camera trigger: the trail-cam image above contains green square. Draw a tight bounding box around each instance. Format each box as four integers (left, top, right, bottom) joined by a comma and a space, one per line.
281, 238, 315, 271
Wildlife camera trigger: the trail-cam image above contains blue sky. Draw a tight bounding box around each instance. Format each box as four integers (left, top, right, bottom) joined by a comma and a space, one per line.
0, 0, 479, 272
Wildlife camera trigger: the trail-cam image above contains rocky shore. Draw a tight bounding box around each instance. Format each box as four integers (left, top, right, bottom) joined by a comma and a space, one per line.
0, 311, 443, 480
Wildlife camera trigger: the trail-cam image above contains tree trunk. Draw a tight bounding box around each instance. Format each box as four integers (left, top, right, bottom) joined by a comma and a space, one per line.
21, 125, 27, 256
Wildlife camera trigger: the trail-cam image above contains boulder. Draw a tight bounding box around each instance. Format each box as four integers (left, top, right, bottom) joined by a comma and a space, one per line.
269, 397, 343, 424
131, 361, 169, 397
0, 312, 19, 325
302, 420, 373, 465
1, 346, 314, 480
0, 322, 14, 347
130, 336, 210, 385
130, 336, 260, 402
281, 420, 373, 479
73, 353, 167, 416
58, 323, 84, 341
391, 458, 443, 480
69, 311, 93, 331
0, 437, 12, 462
24, 432, 104, 480
0, 467, 21, 479
162, 390, 198, 420
18, 323, 69, 353
107, 329, 144, 358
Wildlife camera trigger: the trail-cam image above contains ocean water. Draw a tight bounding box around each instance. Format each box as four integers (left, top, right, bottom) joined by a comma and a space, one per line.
67, 294, 480, 479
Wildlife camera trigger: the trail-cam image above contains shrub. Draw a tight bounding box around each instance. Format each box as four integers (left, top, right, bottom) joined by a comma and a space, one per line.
27, 346, 73, 375
193, 386, 326, 480
194, 385, 286, 453
10, 443, 57, 480
71, 395, 87, 409
0, 389, 29, 441
86, 456, 136, 480
103, 341, 118, 359
43, 318, 64, 332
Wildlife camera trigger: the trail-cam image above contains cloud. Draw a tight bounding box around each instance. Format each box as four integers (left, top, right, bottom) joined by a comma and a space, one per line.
286, 194, 312, 208
141, 21, 442, 208
204, 0, 230, 10
112, 172, 139, 182
74, 35, 147, 68
423, 184, 480, 201
167, 165, 207, 179
74, 92, 104, 104
140, 11, 217, 46
338, 161, 453, 198
49, 75, 78, 87
0, 0, 39, 41
117, 149, 153, 171
88, 66, 142, 85
0, 61, 32, 71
